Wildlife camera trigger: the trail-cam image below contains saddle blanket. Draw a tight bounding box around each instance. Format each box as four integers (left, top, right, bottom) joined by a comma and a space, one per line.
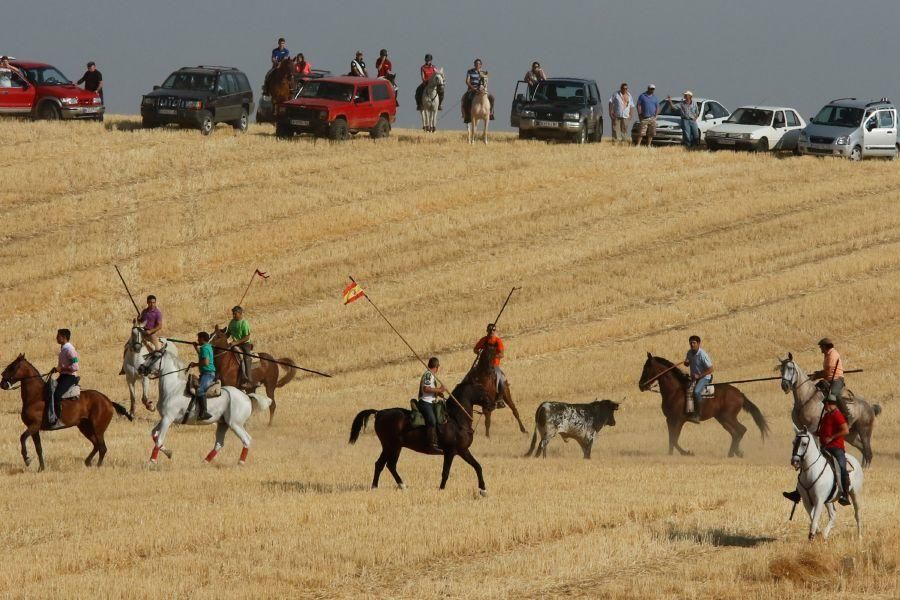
61, 385, 81, 399
815, 380, 856, 402
186, 375, 222, 398
409, 399, 447, 428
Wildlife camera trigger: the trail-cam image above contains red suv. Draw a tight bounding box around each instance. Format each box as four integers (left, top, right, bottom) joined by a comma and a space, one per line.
0, 60, 103, 120
275, 76, 395, 140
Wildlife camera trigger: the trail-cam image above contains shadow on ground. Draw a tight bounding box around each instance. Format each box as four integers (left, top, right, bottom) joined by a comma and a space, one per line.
263, 480, 370, 494
667, 527, 777, 548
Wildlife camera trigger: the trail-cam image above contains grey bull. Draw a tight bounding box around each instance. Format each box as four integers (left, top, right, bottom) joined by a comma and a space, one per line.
525, 400, 619, 459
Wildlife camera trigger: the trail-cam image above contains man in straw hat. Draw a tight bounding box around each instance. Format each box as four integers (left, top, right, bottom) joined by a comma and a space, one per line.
677, 90, 700, 147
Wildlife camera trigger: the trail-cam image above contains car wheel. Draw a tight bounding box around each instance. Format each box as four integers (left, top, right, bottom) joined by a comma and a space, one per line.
329, 118, 349, 141
370, 116, 390, 139
199, 111, 214, 136
275, 122, 293, 139
518, 129, 532, 140
892, 144, 899, 161
572, 125, 587, 145
756, 137, 769, 152
232, 109, 249, 133
590, 125, 602, 143
142, 117, 158, 129
850, 145, 862, 161
38, 103, 61, 120
707, 141, 718, 152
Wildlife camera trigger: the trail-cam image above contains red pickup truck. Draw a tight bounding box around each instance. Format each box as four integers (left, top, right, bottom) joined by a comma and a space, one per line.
275, 76, 395, 140
0, 60, 104, 120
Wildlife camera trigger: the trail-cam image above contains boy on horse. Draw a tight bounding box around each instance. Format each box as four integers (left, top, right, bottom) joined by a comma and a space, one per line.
784, 395, 851, 505
415, 53, 443, 111
462, 58, 495, 123
810, 337, 850, 421
188, 331, 215, 421
474, 323, 507, 404
226, 306, 253, 388
683, 335, 713, 423
48, 328, 80, 428
419, 356, 447, 451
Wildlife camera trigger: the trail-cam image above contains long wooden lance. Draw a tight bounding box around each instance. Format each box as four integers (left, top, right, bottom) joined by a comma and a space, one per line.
469, 286, 521, 372
114, 265, 141, 318
348, 276, 473, 422
237, 269, 269, 308
714, 369, 862, 386
166, 338, 332, 378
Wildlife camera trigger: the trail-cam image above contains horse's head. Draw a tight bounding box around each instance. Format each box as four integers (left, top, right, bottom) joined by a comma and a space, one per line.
138, 343, 169, 378
0, 353, 31, 390
790, 424, 814, 469
779, 352, 798, 393
638, 352, 659, 391
473, 346, 497, 378
432, 70, 445, 88
129, 325, 144, 352
209, 325, 228, 348
477, 75, 489, 94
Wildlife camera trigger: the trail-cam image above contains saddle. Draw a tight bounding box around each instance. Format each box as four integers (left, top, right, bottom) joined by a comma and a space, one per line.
815, 380, 856, 403
185, 374, 222, 398
408, 399, 447, 428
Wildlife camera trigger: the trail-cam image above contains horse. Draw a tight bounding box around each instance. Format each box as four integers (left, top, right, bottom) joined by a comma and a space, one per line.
121, 325, 170, 414
264, 59, 295, 107
209, 326, 297, 425
349, 381, 491, 496
778, 353, 881, 467
463, 345, 527, 437
0, 354, 132, 470
638, 353, 769, 457
138, 342, 272, 465
467, 77, 491, 144
420, 69, 444, 132
790, 425, 863, 540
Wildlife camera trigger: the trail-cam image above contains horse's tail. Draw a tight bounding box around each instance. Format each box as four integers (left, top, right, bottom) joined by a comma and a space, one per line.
740, 394, 769, 441
349, 409, 378, 444
276, 358, 298, 388
112, 401, 134, 421
873, 403, 882, 417
249, 393, 273, 415
524, 427, 538, 457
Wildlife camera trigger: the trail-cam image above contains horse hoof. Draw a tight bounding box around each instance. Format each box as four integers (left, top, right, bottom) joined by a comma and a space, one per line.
478, 489, 488, 497
23, 456, 32, 467
161, 448, 173, 460
397, 483, 407, 490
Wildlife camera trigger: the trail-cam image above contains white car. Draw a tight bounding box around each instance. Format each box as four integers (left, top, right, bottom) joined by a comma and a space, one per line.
631, 96, 730, 145
706, 106, 806, 152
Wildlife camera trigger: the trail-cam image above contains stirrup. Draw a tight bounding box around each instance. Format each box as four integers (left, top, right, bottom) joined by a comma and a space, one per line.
783, 490, 801, 503
686, 413, 701, 424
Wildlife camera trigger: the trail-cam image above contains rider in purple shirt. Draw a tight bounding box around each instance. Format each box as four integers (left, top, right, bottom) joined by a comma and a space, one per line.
137, 295, 163, 351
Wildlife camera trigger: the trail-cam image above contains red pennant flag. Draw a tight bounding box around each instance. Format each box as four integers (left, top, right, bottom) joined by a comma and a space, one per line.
255, 269, 269, 280
343, 281, 365, 305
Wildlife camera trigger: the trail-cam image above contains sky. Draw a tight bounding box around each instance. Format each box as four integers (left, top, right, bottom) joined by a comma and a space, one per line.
5, 0, 900, 130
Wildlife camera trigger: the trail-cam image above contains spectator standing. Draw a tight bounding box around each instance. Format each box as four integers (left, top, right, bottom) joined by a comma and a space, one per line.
77, 61, 103, 103
635, 84, 659, 146
676, 90, 700, 147
608, 83, 634, 142
293, 53, 311, 75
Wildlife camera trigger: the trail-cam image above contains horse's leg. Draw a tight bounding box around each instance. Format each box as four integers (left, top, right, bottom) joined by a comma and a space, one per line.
265, 377, 277, 427
20, 429, 33, 467
468, 121, 474, 144
126, 374, 137, 416
32, 432, 45, 472
822, 502, 837, 540
714, 413, 741, 458
457, 448, 486, 495
483, 117, 489, 144
846, 427, 871, 466
206, 421, 229, 462
150, 417, 173, 463
141, 375, 151, 410
229, 419, 253, 465
439, 450, 455, 489
503, 385, 528, 434
666, 417, 692, 456
808, 501, 823, 540
850, 490, 863, 539
385, 447, 405, 489
483, 409, 492, 438
150, 421, 173, 459
372, 449, 388, 489
78, 421, 99, 466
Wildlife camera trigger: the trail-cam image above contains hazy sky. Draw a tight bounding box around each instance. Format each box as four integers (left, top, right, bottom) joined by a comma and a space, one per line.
6, 0, 900, 129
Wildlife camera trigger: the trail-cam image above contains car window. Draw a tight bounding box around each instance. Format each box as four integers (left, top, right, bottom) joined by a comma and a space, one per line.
355, 85, 370, 103
588, 84, 598, 103
786, 110, 800, 127
532, 81, 587, 104
877, 110, 895, 128
710, 102, 729, 119
227, 73, 241, 94
811, 105, 863, 128
773, 111, 785, 127
865, 114, 878, 130
236, 73, 251, 92
726, 108, 773, 126
372, 82, 391, 101
659, 99, 682, 116
0, 68, 27, 88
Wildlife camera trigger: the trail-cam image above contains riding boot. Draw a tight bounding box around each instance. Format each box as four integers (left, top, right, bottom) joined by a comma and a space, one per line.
838, 472, 851, 505
783, 490, 801, 503
426, 426, 441, 451
197, 396, 213, 421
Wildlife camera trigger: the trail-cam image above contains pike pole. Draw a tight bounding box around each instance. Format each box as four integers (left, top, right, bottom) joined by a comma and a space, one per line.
469, 286, 521, 372
114, 265, 141, 318
166, 338, 332, 378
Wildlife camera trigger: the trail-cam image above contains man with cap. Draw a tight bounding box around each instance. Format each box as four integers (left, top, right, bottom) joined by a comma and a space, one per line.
675, 90, 700, 147
810, 338, 850, 421
683, 335, 713, 423
635, 84, 659, 146
415, 53, 443, 111
350, 51, 369, 77
783, 393, 851, 505
419, 357, 447, 451
226, 306, 254, 388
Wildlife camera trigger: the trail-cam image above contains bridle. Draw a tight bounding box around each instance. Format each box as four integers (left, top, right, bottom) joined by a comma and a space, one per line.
640, 359, 680, 391
791, 429, 828, 493
0, 359, 51, 391
130, 326, 145, 353
139, 344, 167, 378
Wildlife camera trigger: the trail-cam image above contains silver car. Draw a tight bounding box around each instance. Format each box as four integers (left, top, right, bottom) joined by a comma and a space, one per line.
798, 98, 899, 160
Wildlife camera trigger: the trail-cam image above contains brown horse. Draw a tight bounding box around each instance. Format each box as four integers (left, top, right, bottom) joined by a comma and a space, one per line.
464, 346, 528, 437
0, 354, 132, 470
264, 60, 295, 106
209, 326, 297, 425
638, 353, 769, 457
349, 379, 491, 495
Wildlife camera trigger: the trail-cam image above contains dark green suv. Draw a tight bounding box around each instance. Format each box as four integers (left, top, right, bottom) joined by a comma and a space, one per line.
141, 66, 254, 135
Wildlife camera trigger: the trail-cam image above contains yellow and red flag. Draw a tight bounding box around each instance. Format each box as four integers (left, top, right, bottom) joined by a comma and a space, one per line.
254, 269, 270, 280
343, 281, 365, 305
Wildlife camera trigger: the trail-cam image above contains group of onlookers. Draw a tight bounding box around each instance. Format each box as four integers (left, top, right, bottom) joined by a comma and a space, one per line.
0, 55, 104, 102
608, 82, 702, 147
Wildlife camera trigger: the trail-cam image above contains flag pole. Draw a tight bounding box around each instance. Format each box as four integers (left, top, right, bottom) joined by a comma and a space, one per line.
237, 269, 269, 308
348, 276, 473, 422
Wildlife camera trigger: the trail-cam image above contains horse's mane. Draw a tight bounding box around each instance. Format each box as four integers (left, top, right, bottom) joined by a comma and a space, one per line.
473, 346, 496, 376
651, 356, 691, 385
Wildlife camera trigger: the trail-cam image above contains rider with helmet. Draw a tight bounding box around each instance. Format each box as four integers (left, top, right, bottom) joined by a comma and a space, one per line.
415, 53, 443, 111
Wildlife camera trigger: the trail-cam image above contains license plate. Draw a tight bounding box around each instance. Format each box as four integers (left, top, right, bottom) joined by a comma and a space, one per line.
537, 120, 557, 128
291, 119, 310, 126
158, 109, 176, 115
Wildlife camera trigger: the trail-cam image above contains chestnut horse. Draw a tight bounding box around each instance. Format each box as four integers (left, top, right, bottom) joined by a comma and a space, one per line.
209, 326, 297, 425
264, 60, 295, 106
464, 346, 528, 437
349, 379, 490, 495
0, 354, 132, 470
638, 353, 769, 457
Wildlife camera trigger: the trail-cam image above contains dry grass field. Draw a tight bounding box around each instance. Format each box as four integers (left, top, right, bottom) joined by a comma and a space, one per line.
1, 117, 898, 599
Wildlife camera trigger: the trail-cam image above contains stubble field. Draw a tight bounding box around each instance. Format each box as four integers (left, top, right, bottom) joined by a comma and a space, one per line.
0, 117, 898, 599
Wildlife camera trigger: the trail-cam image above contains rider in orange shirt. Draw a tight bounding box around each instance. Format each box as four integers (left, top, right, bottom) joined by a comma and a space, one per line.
474, 323, 507, 404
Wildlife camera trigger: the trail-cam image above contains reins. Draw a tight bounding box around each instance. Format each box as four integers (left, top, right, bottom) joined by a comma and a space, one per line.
640, 362, 682, 388
3, 370, 53, 391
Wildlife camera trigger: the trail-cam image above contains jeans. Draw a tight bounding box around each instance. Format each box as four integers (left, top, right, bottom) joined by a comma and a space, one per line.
692, 375, 712, 404
681, 118, 700, 147
420, 400, 437, 427
494, 367, 506, 394
235, 343, 253, 383
197, 372, 215, 399
824, 447, 850, 495
50, 374, 78, 423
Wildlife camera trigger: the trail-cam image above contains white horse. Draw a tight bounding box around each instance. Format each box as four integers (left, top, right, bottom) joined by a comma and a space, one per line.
138, 342, 271, 465
468, 77, 490, 144
121, 326, 165, 414
790, 426, 863, 540
778, 353, 881, 466
420, 69, 444, 133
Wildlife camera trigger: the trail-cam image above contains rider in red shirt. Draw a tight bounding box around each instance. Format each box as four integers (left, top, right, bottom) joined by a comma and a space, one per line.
375, 49, 392, 78
415, 53, 443, 111
783, 396, 851, 505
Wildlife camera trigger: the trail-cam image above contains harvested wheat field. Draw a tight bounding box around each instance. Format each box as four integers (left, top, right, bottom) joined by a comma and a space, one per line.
1, 117, 898, 599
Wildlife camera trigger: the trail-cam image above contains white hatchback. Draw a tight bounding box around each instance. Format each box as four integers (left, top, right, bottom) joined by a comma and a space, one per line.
706, 106, 806, 152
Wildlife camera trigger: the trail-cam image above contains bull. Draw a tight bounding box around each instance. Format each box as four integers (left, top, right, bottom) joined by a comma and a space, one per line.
524, 399, 619, 459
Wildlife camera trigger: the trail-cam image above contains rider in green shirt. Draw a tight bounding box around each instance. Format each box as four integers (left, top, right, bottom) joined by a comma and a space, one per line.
226, 305, 253, 387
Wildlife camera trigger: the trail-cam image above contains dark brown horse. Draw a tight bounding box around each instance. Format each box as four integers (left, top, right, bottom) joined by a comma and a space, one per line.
638, 353, 769, 457
0, 354, 132, 470
464, 346, 528, 437
349, 367, 494, 495
209, 326, 297, 425
264, 60, 295, 106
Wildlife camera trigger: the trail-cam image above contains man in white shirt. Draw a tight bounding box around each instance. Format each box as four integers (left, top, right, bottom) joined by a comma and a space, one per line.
419, 356, 447, 451
608, 82, 635, 142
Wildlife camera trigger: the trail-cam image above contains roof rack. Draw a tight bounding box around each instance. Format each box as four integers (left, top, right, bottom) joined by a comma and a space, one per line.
865, 98, 892, 107
828, 97, 856, 103
195, 65, 236, 71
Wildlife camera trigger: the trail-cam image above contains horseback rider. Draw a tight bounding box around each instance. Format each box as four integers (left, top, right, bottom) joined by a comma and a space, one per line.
415, 53, 443, 111
810, 338, 850, 421
375, 49, 392, 78
188, 331, 215, 421
47, 328, 79, 428
137, 294, 163, 351
419, 356, 447, 451
683, 335, 713, 423
783, 395, 852, 506
474, 323, 507, 404
226, 305, 254, 388
462, 58, 495, 123
271, 37, 290, 67
350, 51, 368, 77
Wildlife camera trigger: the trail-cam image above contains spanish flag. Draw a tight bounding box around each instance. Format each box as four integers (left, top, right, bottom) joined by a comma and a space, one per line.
343, 281, 365, 305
